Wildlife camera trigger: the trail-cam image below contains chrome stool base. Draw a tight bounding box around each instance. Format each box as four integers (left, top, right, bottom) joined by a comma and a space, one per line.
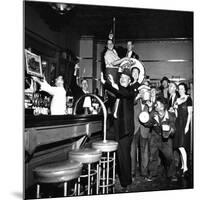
68, 148, 102, 195
92, 140, 118, 194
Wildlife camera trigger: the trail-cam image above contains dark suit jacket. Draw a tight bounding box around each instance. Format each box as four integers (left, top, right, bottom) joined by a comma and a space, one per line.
144, 110, 176, 139
134, 100, 150, 138
126, 50, 139, 60
168, 93, 179, 109
104, 82, 136, 139
70, 75, 85, 114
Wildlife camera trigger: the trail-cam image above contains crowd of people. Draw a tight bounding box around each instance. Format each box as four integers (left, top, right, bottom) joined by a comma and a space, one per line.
28, 39, 193, 193
101, 40, 193, 192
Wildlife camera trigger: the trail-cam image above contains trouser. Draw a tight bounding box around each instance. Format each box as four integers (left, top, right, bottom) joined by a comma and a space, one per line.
116, 135, 132, 187
148, 132, 176, 177
131, 128, 149, 177
114, 120, 133, 187
105, 67, 119, 84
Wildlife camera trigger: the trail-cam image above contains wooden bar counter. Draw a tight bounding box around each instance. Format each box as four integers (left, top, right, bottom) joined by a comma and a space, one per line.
25, 113, 103, 189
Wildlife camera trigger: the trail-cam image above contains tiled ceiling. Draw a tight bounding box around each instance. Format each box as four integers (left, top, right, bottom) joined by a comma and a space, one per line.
25, 1, 193, 40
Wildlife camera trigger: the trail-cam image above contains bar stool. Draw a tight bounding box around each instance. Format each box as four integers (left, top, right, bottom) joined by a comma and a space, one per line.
92, 140, 118, 194
68, 148, 102, 195
33, 160, 82, 198
73, 94, 117, 194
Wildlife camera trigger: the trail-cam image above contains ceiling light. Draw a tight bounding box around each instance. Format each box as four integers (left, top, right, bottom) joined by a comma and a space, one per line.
51, 3, 74, 15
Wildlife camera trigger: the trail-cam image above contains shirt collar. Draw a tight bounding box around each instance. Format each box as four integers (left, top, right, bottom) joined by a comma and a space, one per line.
170, 93, 176, 98
154, 110, 169, 123
163, 110, 169, 121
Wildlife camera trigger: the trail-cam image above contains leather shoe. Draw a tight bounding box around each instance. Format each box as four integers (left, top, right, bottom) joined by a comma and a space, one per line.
121, 186, 128, 193
144, 176, 153, 182
120, 184, 132, 193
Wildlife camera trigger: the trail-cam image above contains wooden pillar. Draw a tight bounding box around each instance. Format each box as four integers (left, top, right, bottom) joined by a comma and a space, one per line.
79, 35, 96, 93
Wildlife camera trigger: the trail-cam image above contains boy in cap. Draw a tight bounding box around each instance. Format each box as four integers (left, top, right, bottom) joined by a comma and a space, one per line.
142, 95, 177, 182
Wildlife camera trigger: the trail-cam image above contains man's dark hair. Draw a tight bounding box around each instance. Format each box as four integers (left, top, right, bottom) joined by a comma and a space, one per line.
131, 67, 140, 74
156, 95, 168, 110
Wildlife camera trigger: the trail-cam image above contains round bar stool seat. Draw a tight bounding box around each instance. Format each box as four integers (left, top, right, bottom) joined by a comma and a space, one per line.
33, 160, 82, 198
92, 140, 118, 152
68, 148, 102, 163
68, 148, 102, 195
92, 140, 118, 194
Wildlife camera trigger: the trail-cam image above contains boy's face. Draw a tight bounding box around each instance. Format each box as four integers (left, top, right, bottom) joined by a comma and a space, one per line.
155, 100, 164, 112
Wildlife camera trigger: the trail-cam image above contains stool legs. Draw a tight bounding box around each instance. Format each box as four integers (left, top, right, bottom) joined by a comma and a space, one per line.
36, 181, 80, 198
113, 152, 116, 193
98, 151, 117, 194
106, 152, 110, 194
102, 159, 106, 194
77, 177, 81, 195
96, 163, 99, 194
76, 162, 100, 195
74, 182, 77, 196
64, 182, 67, 197
87, 163, 91, 195
36, 184, 40, 199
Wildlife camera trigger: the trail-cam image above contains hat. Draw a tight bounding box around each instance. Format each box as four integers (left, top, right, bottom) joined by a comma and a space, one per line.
121, 58, 145, 84
160, 76, 170, 84
138, 84, 151, 91
120, 68, 132, 79
156, 95, 168, 109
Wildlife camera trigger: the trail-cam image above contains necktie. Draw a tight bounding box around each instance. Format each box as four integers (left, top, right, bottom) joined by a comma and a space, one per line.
169, 96, 172, 107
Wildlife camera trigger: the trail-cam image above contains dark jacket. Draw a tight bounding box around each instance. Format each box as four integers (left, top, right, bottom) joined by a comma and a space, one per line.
70, 75, 85, 114
104, 82, 137, 139
143, 110, 176, 139
168, 93, 179, 110
126, 50, 139, 60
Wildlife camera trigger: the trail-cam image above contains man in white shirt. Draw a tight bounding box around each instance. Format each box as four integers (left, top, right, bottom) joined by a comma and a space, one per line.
33, 75, 66, 115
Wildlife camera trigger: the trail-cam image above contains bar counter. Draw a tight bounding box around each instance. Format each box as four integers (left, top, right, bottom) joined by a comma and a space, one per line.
25, 113, 103, 189
25, 114, 103, 155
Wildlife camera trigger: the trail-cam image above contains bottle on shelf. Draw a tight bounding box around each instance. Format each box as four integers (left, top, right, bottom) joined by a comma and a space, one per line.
32, 92, 50, 115
66, 87, 74, 115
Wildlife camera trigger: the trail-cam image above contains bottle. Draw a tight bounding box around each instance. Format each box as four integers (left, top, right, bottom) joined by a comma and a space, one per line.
66, 87, 74, 115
